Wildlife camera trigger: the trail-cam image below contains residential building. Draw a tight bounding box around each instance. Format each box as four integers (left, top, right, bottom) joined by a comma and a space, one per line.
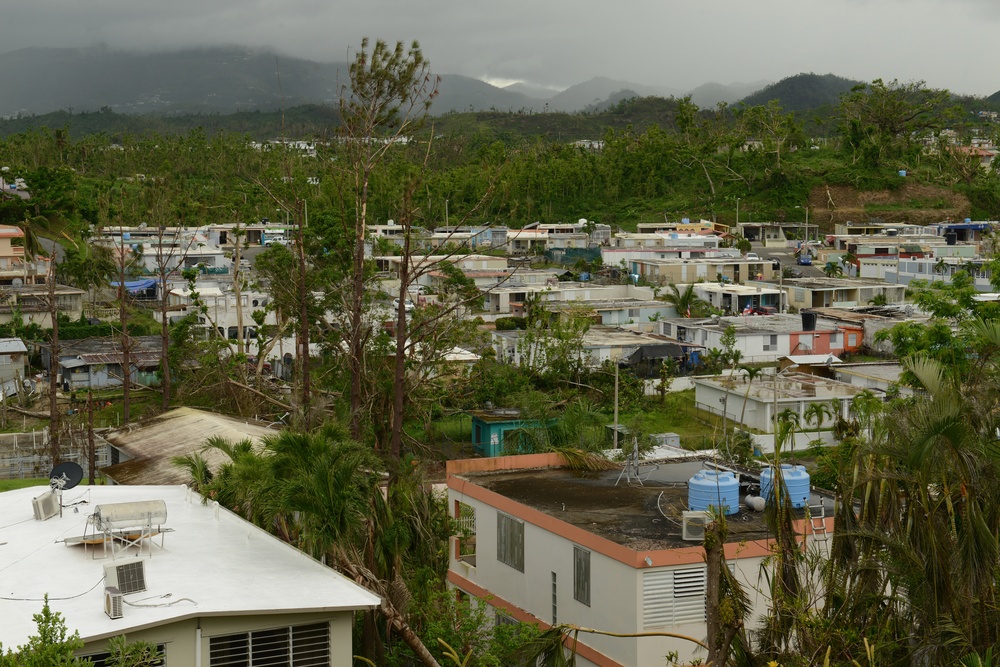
765, 277, 906, 310
481, 283, 658, 317
0, 283, 85, 328
447, 454, 833, 667
0, 226, 47, 285
0, 338, 27, 397
635, 219, 728, 235
101, 407, 276, 484
885, 256, 994, 291
507, 229, 550, 255
657, 313, 864, 363
689, 283, 781, 315
832, 361, 913, 397
38, 336, 162, 391
628, 257, 774, 286
493, 325, 693, 370
735, 222, 817, 246
0, 484, 378, 665
693, 371, 870, 433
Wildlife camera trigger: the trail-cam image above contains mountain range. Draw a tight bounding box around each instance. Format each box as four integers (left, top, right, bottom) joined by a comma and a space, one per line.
0, 46, 770, 119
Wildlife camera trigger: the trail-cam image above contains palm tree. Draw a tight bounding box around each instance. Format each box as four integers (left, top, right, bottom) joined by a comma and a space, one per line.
803, 402, 833, 446
191, 429, 446, 667
934, 257, 949, 281
822, 261, 843, 278
738, 366, 764, 428
776, 408, 801, 459
661, 283, 708, 318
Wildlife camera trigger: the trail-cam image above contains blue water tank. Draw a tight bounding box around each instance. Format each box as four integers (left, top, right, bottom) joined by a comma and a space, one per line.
122, 232, 131, 241
898, 170, 907, 177
688, 470, 739, 515
760, 464, 811, 509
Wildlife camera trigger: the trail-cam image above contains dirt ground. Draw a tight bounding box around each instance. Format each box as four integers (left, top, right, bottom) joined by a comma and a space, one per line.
805, 182, 970, 229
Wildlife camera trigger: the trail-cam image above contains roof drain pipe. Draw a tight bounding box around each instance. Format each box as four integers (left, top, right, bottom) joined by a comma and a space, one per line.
195, 623, 203, 667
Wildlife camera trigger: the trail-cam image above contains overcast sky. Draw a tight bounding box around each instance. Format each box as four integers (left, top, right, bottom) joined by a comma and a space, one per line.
4, 0, 999, 96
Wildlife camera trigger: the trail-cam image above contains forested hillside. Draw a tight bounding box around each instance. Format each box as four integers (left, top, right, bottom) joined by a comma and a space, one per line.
2, 77, 996, 235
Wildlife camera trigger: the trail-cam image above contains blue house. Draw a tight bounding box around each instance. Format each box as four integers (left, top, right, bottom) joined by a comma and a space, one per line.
469, 408, 542, 457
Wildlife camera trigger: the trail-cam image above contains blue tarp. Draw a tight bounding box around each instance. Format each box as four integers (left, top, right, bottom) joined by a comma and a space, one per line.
110, 279, 157, 293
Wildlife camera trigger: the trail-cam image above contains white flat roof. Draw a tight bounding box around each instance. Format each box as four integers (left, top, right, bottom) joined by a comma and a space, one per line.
0, 484, 379, 646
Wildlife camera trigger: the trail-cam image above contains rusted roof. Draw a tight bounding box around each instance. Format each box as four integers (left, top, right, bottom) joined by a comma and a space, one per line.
101, 407, 276, 485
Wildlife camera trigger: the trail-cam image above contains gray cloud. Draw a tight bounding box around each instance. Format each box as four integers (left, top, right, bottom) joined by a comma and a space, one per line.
2, 0, 998, 95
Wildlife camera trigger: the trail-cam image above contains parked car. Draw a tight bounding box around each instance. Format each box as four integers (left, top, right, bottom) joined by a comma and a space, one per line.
745, 252, 761, 261
393, 298, 415, 312
797, 254, 812, 266
786, 268, 804, 278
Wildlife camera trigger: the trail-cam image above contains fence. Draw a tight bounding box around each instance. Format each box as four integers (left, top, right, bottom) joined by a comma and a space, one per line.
0, 428, 113, 481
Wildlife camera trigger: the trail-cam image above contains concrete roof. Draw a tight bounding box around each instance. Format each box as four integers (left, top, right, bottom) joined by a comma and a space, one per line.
834, 362, 905, 384
0, 484, 379, 647
101, 408, 276, 485
695, 371, 876, 401
457, 460, 834, 551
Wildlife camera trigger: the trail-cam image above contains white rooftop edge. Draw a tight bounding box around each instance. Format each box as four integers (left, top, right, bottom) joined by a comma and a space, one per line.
0, 484, 379, 647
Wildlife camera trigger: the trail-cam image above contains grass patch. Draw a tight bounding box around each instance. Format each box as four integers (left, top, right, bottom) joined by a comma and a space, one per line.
0, 477, 48, 492
617, 390, 726, 450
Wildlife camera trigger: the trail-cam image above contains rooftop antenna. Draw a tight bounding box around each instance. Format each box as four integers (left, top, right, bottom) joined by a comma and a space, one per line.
615, 437, 644, 487
49, 461, 83, 518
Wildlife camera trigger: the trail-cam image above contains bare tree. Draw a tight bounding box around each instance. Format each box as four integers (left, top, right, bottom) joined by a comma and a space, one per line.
339, 38, 438, 442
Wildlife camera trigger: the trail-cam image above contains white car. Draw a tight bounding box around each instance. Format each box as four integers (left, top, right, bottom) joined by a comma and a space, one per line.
745, 252, 761, 261
392, 298, 415, 312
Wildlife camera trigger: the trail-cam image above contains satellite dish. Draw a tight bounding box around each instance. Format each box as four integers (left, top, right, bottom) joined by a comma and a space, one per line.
49, 461, 84, 491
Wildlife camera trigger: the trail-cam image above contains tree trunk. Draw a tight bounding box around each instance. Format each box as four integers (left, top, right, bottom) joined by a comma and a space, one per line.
348, 170, 370, 441
160, 270, 171, 411
389, 221, 412, 463
87, 390, 95, 484
295, 200, 311, 428
119, 279, 131, 425
47, 269, 60, 464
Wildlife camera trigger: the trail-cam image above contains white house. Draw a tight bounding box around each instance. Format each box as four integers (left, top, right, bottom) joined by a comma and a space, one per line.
447, 454, 833, 667
0, 484, 378, 665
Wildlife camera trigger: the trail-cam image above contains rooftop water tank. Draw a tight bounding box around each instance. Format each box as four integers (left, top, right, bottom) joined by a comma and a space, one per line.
760, 464, 811, 509
688, 470, 739, 515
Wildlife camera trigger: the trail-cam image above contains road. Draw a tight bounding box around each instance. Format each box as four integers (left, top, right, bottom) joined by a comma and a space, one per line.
751, 241, 827, 279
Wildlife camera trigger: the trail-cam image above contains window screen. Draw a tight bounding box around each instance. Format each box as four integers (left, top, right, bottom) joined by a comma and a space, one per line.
209, 623, 330, 667
496, 513, 524, 572
573, 546, 591, 606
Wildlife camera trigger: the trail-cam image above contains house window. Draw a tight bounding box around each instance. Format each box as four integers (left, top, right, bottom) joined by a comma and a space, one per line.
763, 334, 778, 352
551, 571, 558, 624
848, 333, 857, 347
208, 622, 330, 666
494, 612, 519, 628
628, 308, 640, 318
642, 566, 707, 628
830, 332, 840, 346
496, 513, 524, 572
573, 546, 591, 606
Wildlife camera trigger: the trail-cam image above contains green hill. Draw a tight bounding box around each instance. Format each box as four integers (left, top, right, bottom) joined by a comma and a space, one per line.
738, 73, 863, 112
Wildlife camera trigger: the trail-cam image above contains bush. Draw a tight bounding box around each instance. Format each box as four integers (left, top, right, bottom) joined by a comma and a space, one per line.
494, 316, 526, 331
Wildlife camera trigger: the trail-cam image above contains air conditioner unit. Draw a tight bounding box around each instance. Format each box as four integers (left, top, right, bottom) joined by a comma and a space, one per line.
681, 511, 711, 541
104, 586, 123, 619
31, 490, 60, 522
104, 558, 147, 595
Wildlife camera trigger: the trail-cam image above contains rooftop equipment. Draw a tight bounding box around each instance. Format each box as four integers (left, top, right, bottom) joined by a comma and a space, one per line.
687, 470, 739, 515
760, 464, 811, 509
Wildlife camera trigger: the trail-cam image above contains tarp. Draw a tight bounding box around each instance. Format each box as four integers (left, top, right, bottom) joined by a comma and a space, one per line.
110, 279, 157, 293
626, 343, 685, 364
